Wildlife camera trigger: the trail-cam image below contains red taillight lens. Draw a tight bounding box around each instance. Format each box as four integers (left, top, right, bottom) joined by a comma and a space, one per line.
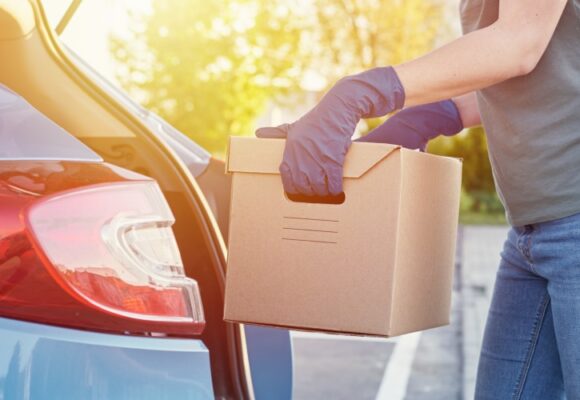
0, 180, 204, 336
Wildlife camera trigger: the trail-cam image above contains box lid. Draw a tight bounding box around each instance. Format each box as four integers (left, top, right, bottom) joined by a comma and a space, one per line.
226, 136, 399, 178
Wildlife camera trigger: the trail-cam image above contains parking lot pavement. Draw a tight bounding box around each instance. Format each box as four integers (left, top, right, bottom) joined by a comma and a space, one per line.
291, 225, 509, 400
292, 333, 396, 400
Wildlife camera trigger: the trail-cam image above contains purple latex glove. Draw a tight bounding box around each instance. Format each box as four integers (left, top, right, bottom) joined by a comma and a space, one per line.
356, 99, 463, 150
256, 67, 405, 196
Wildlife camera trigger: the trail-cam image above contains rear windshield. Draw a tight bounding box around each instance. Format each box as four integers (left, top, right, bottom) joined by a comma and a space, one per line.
0, 84, 101, 162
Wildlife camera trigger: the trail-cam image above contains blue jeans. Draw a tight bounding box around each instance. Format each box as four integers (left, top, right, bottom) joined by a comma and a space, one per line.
475, 212, 580, 399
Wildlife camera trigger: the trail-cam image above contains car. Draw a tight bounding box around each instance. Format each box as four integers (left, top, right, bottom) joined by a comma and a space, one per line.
0, 1, 292, 399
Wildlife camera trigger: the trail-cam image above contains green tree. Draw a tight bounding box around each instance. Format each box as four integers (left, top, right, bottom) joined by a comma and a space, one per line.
112, 0, 306, 153
112, 0, 447, 154
310, 0, 445, 78
429, 127, 504, 216
428, 127, 495, 192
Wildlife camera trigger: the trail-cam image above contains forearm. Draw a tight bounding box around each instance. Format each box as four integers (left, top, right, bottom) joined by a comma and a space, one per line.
394, 0, 567, 107
452, 92, 481, 128
395, 26, 526, 106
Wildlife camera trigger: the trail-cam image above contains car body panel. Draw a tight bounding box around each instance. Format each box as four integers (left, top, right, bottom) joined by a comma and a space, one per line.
0, 317, 214, 400
245, 326, 293, 400
0, 88, 216, 398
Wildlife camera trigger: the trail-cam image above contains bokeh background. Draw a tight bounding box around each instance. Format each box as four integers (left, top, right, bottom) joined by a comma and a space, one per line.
43, 0, 506, 225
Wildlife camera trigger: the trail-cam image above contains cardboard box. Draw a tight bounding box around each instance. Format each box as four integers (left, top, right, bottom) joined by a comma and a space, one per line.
224, 136, 462, 337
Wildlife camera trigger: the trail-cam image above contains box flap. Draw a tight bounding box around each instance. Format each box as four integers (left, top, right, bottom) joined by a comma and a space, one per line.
227, 136, 399, 178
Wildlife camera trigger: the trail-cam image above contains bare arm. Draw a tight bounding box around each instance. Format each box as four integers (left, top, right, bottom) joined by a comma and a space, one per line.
452, 92, 481, 128
395, 0, 568, 107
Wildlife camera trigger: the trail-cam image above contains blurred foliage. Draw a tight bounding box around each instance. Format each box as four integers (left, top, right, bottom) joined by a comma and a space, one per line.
112, 0, 307, 152
111, 0, 446, 153
310, 0, 444, 77
428, 126, 494, 192
429, 127, 506, 223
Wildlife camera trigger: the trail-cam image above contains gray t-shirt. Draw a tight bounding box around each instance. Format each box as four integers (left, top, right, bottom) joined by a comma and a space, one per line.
460, 0, 580, 226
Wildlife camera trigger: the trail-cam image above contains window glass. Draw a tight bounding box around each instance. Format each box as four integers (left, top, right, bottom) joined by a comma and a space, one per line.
0, 85, 101, 161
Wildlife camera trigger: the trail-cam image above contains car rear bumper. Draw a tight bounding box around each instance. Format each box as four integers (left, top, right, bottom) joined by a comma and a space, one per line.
0, 317, 214, 400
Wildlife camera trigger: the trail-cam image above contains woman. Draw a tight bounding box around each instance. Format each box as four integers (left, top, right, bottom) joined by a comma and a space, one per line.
257, 1, 580, 398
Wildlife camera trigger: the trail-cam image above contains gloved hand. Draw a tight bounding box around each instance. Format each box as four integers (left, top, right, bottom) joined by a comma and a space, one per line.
256, 67, 405, 196
356, 99, 463, 151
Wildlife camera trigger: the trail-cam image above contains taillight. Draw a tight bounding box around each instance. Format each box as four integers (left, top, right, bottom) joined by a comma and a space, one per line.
0, 179, 205, 336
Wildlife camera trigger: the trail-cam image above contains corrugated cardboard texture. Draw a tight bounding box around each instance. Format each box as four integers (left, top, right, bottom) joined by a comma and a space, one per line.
224, 137, 462, 337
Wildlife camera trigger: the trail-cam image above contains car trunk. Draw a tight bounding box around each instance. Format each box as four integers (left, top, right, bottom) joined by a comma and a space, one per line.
0, 1, 252, 398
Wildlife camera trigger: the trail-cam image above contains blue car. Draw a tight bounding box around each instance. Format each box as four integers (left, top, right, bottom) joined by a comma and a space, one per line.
0, 1, 292, 399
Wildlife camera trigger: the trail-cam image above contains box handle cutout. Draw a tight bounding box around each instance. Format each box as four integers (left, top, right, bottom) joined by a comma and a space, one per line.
285, 192, 346, 205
